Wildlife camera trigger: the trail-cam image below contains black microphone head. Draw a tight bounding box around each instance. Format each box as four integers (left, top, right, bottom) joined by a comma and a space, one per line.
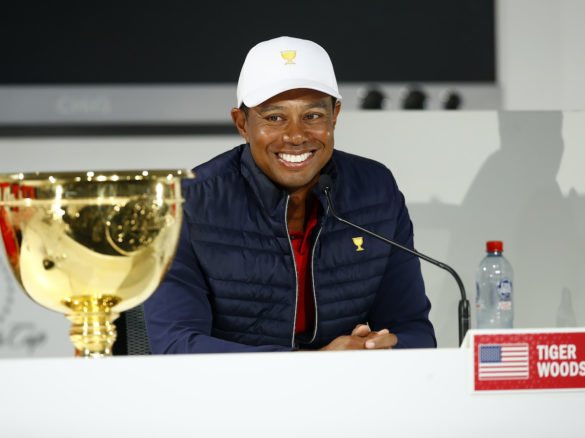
318, 174, 333, 194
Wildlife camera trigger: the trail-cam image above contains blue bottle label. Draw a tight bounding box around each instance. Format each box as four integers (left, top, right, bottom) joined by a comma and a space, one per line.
497, 280, 513, 300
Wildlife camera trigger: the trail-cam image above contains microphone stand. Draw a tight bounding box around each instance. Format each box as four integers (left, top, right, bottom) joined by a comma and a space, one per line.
320, 178, 470, 345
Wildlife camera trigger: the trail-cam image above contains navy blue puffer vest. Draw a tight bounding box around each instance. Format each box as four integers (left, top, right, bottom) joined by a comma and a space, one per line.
144, 144, 435, 353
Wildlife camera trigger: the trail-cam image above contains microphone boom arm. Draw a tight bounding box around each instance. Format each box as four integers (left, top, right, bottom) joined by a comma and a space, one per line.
323, 186, 470, 346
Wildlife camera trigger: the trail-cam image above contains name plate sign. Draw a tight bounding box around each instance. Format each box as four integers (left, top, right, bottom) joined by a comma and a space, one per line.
464, 329, 585, 392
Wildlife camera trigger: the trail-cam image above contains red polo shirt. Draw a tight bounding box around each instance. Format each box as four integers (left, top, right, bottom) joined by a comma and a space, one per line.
289, 203, 318, 334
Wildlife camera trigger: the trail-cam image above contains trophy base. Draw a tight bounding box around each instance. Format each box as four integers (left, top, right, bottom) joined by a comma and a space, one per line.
64, 295, 121, 358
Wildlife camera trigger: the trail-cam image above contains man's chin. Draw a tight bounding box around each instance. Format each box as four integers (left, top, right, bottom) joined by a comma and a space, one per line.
277, 175, 320, 193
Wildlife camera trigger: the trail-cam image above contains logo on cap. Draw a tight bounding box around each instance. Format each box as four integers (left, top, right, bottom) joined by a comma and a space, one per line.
280, 50, 296, 65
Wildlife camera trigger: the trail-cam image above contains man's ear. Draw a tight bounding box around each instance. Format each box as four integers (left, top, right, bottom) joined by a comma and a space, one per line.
231, 108, 250, 142
332, 100, 341, 130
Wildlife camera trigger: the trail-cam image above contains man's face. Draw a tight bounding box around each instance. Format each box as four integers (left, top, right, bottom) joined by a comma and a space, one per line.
232, 88, 341, 193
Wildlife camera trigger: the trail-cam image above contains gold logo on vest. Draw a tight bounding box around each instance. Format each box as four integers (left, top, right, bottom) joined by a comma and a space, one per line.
352, 237, 364, 252
280, 50, 296, 65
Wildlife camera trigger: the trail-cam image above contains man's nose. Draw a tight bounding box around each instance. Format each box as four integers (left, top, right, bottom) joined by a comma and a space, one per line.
282, 119, 307, 145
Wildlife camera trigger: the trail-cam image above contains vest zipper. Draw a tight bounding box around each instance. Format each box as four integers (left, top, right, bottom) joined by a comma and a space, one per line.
284, 194, 299, 348
307, 204, 328, 344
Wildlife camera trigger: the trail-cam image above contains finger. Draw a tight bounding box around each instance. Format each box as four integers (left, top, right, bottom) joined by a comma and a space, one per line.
365, 333, 398, 349
364, 328, 389, 340
365, 335, 395, 349
351, 324, 371, 337
321, 335, 366, 351
351, 324, 369, 336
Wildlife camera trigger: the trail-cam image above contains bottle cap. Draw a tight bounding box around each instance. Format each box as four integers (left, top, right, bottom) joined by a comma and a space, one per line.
486, 241, 503, 253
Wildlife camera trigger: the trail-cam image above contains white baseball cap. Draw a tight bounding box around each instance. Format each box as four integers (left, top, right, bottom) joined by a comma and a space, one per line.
236, 36, 342, 107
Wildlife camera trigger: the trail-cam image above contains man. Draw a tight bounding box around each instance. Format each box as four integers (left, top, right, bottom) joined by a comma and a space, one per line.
144, 36, 436, 353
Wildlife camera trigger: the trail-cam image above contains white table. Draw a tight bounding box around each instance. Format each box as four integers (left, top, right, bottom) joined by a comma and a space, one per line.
1, 348, 583, 437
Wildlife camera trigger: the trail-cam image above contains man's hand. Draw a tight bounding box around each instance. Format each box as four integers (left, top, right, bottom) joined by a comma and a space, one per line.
320, 324, 398, 351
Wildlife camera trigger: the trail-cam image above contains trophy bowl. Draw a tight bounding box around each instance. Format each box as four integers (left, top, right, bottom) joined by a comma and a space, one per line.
0, 169, 193, 357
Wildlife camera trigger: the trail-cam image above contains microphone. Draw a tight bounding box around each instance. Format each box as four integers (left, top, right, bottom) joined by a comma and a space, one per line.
318, 174, 470, 346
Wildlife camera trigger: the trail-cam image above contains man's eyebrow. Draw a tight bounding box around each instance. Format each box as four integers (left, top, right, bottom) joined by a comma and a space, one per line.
256, 105, 286, 114
256, 101, 330, 114
303, 101, 329, 111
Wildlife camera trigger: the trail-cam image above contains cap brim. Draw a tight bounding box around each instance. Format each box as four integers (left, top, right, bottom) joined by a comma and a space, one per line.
241, 78, 342, 107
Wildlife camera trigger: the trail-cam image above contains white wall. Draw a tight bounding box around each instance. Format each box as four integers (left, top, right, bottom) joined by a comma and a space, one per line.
336, 110, 585, 347
1, 110, 584, 355
498, 0, 585, 109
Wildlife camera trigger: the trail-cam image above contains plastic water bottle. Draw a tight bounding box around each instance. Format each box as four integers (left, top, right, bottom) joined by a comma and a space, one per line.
556, 287, 577, 327
476, 241, 514, 329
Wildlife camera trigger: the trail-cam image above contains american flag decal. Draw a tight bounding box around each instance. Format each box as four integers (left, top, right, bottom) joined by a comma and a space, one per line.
478, 343, 529, 380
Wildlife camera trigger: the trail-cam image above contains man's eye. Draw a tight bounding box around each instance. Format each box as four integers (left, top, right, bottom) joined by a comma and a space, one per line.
267, 115, 282, 122
306, 113, 322, 120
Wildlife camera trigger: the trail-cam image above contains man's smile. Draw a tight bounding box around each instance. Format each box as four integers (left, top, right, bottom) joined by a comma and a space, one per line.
276, 151, 316, 168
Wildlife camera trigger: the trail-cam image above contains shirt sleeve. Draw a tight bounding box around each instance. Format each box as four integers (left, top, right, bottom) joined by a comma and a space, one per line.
143, 216, 294, 354
366, 175, 437, 349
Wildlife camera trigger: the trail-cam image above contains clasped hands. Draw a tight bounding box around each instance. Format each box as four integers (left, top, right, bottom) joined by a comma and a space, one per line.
320, 324, 398, 351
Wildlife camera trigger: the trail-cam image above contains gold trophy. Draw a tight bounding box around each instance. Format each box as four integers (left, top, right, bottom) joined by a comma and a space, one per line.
0, 169, 192, 357
352, 237, 365, 252
280, 50, 296, 65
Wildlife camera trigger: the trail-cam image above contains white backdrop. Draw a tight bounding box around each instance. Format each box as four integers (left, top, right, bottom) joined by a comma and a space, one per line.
497, 0, 585, 110
0, 110, 583, 356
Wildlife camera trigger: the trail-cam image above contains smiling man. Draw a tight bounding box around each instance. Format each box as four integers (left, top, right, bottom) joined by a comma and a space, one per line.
143, 36, 436, 353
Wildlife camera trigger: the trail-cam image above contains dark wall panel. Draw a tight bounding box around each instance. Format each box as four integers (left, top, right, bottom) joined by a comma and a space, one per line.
0, 1, 495, 84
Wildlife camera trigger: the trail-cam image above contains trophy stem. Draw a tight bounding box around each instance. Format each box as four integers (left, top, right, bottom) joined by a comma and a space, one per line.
64, 295, 121, 358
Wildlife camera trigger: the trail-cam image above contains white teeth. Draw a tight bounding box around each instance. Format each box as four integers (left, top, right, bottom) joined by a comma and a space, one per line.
278, 152, 312, 163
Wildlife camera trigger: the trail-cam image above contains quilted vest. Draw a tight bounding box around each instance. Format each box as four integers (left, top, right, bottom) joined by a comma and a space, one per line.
181, 144, 428, 349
